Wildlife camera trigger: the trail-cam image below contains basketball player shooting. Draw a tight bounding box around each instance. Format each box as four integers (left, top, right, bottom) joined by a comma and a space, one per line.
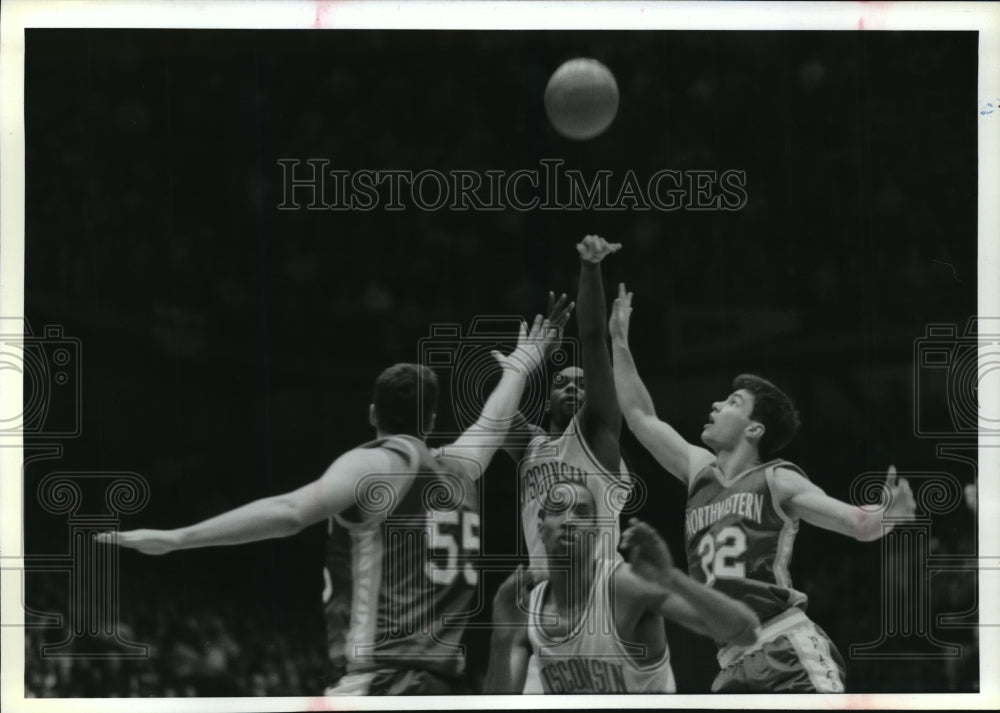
487, 482, 760, 694
486, 235, 633, 693
609, 283, 917, 693
96, 297, 573, 696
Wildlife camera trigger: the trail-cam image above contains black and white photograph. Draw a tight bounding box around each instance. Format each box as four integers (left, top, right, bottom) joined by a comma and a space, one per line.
1, 1, 998, 710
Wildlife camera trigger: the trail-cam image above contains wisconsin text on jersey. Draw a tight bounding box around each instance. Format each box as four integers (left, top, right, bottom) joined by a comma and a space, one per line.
684, 492, 765, 538
540, 658, 631, 694
521, 461, 592, 501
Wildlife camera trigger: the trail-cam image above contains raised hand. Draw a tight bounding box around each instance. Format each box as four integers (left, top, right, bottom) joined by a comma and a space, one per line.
95, 529, 179, 556
540, 291, 574, 358
883, 465, 916, 520
620, 517, 676, 589
576, 234, 622, 264
493, 292, 574, 374
608, 282, 633, 344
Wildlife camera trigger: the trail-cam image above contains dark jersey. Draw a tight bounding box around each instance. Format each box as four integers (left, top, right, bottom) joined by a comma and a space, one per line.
684, 459, 808, 637
322, 435, 479, 678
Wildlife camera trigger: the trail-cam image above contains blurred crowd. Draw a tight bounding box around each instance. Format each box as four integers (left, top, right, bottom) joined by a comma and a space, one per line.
24, 573, 332, 698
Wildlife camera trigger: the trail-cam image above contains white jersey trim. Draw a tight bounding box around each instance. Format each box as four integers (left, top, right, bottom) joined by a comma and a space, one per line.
566, 414, 630, 484
763, 462, 796, 525
773, 516, 798, 588
344, 523, 384, 667
529, 560, 604, 647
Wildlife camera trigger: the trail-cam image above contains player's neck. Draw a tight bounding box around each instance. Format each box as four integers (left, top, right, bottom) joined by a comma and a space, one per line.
715, 444, 761, 480
547, 415, 569, 437
548, 552, 596, 611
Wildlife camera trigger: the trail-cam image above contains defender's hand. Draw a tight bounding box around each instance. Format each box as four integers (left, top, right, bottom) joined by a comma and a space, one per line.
883, 465, 916, 521
576, 234, 622, 264
620, 518, 676, 588
495, 293, 574, 374
608, 283, 633, 344
95, 529, 179, 556
540, 291, 574, 358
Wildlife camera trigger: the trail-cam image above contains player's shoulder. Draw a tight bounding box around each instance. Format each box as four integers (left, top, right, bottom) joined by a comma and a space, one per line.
432, 446, 484, 481
688, 446, 716, 472
685, 446, 718, 486
353, 434, 423, 471
525, 425, 553, 449
766, 460, 816, 498
768, 459, 810, 482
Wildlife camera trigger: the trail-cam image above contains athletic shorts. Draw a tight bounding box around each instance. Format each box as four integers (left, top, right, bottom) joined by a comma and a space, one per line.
712, 609, 846, 693
325, 668, 460, 696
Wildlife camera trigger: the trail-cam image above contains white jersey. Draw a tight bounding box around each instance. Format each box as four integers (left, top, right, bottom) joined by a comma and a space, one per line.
527, 558, 676, 694
519, 415, 632, 572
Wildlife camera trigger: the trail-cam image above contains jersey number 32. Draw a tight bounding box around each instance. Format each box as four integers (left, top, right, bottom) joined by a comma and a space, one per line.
697, 526, 747, 586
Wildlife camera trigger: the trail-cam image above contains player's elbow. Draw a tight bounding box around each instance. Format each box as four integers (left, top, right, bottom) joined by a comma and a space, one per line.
273, 497, 309, 538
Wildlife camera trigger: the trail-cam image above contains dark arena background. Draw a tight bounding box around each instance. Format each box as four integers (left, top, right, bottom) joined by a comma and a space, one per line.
21, 28, 978, 696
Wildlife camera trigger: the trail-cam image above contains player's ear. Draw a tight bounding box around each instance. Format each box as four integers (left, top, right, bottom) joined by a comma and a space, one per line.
745, 421, 765, 443
368, 404, 378, 429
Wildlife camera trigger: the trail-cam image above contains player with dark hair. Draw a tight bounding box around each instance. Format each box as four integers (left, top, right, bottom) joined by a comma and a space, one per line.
486, 235, 632, 693
370, 362, 441, 436
487, 481, 760, 694
609, 283, 917, 692
98, 298, 572, 696
727, 373, 800, 458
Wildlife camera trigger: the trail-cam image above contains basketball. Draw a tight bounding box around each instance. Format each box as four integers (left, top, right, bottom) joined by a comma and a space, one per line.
544, 58, 620, 140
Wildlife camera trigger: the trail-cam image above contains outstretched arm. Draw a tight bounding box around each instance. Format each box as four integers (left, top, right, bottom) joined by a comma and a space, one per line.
617, 519, 760, 646
609, 283, 712, 484
97, 447, 412, 555
655, 571, 759, 645
773, 465, 916, 542
441, 296, 573, 477
575, 235, 623, 471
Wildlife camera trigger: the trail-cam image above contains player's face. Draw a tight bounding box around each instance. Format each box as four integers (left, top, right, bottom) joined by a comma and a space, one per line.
548, 367, 585, 422
701, 388, 757, 450
539, 482, 598, 557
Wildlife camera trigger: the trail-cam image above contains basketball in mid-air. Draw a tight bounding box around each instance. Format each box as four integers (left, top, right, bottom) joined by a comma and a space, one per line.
544, 58, 620, 140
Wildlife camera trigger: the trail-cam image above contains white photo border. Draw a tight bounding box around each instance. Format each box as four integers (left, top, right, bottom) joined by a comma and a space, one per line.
2, 1, 998, 711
